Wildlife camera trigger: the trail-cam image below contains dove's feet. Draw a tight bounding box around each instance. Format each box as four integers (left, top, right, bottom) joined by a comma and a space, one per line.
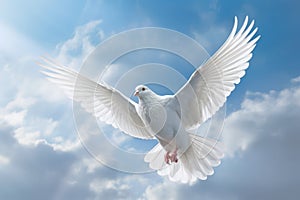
164, 149, 178, 164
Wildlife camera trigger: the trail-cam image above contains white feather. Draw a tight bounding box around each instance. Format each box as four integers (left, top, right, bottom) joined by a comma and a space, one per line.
39, 58, 153, 140
174, 16, 260, 130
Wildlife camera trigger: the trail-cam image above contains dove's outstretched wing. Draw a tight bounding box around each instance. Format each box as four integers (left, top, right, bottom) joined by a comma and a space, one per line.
39, 58, 153, 139
173, 16, 260, 129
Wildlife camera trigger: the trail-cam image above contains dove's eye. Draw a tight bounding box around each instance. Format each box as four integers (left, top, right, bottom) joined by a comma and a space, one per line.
142, 87, 146, 91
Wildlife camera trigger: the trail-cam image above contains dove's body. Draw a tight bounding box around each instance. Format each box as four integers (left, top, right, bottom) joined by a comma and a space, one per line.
40, 16, 260, 184
135, 89, 190, 154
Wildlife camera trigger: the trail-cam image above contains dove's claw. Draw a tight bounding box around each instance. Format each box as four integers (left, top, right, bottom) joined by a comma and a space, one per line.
164, 149, 178, 164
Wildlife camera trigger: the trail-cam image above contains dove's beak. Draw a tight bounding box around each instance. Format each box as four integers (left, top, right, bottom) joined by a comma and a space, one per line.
134, 91, 139, 96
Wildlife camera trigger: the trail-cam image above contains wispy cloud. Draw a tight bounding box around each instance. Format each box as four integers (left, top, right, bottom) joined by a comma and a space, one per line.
0, 155, 10, 165
55, 19, 104, 69
291, 76, 300, 83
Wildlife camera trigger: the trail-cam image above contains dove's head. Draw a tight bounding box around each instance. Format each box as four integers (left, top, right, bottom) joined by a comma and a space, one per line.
134, 85, 151, 98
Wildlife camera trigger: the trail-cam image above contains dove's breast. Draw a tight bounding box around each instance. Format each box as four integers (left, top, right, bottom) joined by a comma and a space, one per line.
137, 101, 184, 147
137, 103, 168, 132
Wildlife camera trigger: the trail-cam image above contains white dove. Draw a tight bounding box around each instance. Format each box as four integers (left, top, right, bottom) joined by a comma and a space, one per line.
39, 16, 260, 183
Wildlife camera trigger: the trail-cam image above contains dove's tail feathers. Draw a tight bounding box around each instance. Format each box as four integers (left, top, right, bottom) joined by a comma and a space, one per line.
145, 134, 224, 184
144, 143, 167, 170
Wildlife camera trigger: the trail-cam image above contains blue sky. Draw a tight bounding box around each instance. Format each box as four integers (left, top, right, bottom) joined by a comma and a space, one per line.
0, 0, 300, 199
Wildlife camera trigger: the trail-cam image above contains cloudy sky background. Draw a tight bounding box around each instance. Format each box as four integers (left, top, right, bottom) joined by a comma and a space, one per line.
0, 0, 300, 199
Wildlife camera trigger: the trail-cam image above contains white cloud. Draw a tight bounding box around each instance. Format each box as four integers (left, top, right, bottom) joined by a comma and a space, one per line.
223, 85, 300, 157
291, 76, 300, 83
83, 158, 103, 174
14, 127, 40, 146
0, 18, 108, 153
51, 139, 81, 152
89, 175, 154, 200
0, 94, 65, 148
5, 95, 36, 110
55, 20, 104, 69
1, 110, 27, 127
89, 179, 130, 194
142, 180, 179, 200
